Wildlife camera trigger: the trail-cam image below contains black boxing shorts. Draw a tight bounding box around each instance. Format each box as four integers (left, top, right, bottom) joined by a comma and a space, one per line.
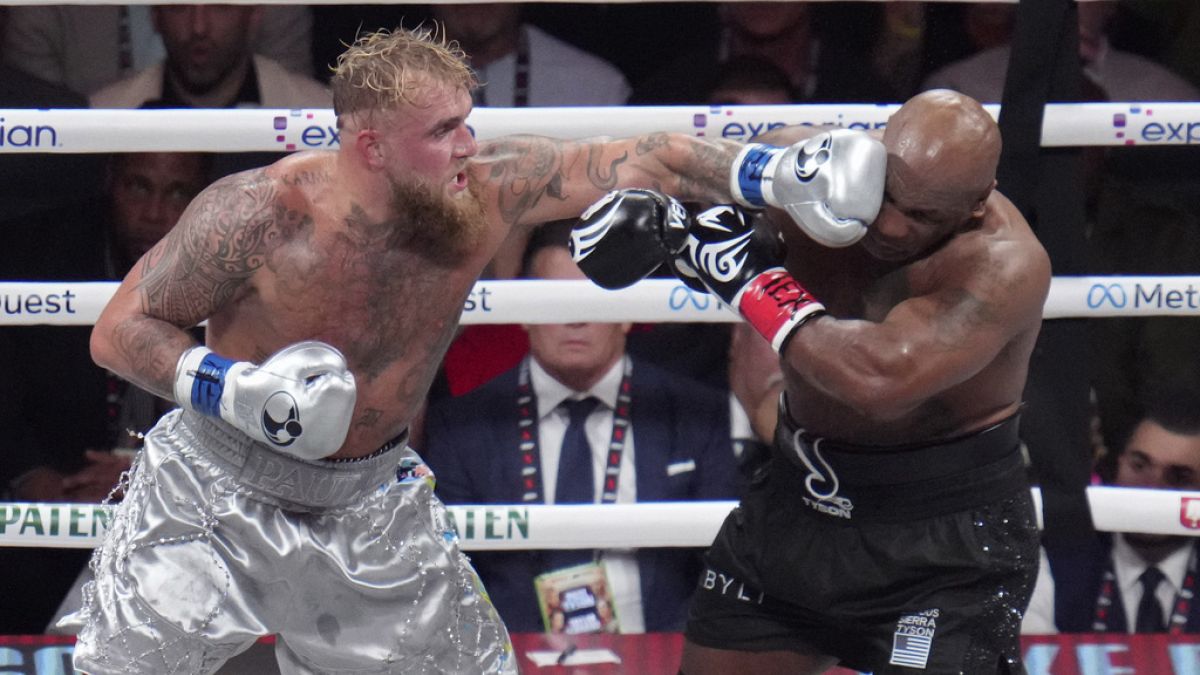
685, 407, 1039, 674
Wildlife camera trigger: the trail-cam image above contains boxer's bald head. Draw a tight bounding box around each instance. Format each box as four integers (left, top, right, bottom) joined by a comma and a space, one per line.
883, 90, 1000, 219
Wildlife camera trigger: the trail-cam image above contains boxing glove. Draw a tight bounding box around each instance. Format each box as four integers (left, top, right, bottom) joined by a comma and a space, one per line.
174, 341, 357, 460
730, 129, 887, 248
680, 204, 825, 353
569, 189, 691, 290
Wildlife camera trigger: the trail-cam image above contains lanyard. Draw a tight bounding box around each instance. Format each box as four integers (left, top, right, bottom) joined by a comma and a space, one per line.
516, 357, 632, 503
1092, 545, 1198, 634
475, 27, 530, 108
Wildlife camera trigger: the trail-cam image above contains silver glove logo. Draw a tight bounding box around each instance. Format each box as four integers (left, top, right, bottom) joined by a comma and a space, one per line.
793, 134, 833, 183
261, 391, 303, 447
687, 206, 751, 284
570, 191, 620, 262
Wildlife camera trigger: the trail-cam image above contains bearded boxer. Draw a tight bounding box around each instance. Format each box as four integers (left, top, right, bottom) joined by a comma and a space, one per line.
68, 28, 761, 675
572, 89, 1050, 674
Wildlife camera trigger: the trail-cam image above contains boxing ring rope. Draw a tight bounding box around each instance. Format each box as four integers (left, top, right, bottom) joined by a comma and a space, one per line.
0, 103, 1198, 152
0, 277, 1196, 327
0, 99, 1195, 558
4, 485, 1200, 550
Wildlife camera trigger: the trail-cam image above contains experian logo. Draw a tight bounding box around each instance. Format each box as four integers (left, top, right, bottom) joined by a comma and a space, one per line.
0, 116, 59, 148
1112, 106, 1200, 146
1087, 282, 1200, 310
273, 113, 477, 151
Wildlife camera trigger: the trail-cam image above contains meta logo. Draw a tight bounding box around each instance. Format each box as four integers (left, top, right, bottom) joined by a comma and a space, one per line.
669, 284, 715, 311
0, 117, 59, 148
1112, 106, 1200, 145
1087, 282, 1200, 311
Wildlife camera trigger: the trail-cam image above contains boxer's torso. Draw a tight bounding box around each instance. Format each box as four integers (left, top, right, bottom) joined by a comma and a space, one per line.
202, 152, 500, 458
779, 192, 1047, 445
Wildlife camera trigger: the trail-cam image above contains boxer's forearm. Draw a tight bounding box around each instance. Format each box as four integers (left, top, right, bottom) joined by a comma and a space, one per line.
644, 133, 742, 204
95, 313, 197, 401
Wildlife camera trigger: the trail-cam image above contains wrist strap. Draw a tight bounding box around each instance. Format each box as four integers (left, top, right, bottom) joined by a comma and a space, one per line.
732, 269, 826, 352
732, 143, 782, 209
175, 346, 236, 418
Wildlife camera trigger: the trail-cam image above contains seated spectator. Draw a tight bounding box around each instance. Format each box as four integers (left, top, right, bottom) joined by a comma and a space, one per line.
0, 152, 210, 634
632, 1, 890, 105
89, 4, 327, 109
423, 221, 739, 634
433, 3, 630, 108
707, 56, 795, 105
923, 0, 1199, 101
1023, 387, 1200, 634
2, 5, 314, 98
0, 6, 105, 222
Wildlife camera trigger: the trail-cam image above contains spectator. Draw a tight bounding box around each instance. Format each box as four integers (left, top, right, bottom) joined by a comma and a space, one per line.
707, 56, 795, 106
433, 3, 630, 108
631, 1, 891, 105
423, 220, 739, 634
0, 152, 210, 634
0, 5, 105, 223
922, 0, 1199, 102
2, 5, 314, 98
1023, 387, 1200, 634
89, 4, 327, 109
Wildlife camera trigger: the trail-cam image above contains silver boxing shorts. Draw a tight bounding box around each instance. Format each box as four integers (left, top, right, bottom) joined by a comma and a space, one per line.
67, 409, 515, 675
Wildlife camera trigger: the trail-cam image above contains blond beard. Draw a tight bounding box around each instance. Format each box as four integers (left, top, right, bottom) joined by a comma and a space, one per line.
387, 175, 487, 267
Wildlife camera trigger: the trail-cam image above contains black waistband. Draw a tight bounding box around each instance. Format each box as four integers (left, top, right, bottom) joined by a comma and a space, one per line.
772, 406, 1028, 521
774, 408, 1022, 487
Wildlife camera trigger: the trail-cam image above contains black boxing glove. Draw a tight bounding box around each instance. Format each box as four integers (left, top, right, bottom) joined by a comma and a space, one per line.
678, 204, 826, 353
569, 189, 691, 290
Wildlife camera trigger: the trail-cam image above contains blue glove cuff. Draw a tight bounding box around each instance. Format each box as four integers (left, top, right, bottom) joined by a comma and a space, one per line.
735, 144, 781, 208
192, 352, 235, 417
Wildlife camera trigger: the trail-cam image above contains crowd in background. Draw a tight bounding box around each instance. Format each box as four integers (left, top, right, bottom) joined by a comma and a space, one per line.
0, 0, 1199, 639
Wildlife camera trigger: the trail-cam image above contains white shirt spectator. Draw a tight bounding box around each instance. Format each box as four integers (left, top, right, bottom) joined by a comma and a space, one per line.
473, 25, 631, 107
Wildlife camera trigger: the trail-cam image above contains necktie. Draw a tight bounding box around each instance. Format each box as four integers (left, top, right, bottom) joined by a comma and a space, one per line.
554, 397, 600, 505
1135, 566, 1168, 633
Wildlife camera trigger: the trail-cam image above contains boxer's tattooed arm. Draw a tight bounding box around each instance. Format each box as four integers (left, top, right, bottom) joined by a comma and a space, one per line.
472, 133, 737, 228
108, 170, 292, 396
137, 170, 278, 323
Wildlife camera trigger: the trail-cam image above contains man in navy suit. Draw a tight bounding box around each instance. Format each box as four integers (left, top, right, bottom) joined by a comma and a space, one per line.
423, 220, 740, 633
1023, 386, 1200, 634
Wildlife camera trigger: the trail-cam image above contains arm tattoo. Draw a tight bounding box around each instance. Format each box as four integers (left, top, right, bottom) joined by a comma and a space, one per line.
137, 170, 278, 324
482, 136, 573, 226
585, 143, 627, 190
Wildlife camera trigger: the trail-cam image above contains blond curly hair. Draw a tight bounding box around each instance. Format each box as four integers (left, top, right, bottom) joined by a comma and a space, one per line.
331, 27, 477, 117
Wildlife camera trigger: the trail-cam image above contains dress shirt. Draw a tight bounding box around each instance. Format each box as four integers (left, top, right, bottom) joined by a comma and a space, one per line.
529, 355, 645, 632
1021, 535, 1192, 634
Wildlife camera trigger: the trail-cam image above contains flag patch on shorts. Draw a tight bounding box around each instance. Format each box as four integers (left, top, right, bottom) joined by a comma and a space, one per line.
889, 609, 938, 669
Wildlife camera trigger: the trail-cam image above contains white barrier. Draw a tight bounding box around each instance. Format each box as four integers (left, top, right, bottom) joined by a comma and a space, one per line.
1, 276, 1197, 327
1, 103, 1196, 153
3, 486, 1198, 550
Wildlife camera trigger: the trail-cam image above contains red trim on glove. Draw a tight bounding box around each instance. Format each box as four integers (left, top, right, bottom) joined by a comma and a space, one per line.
735, 269, 826, 352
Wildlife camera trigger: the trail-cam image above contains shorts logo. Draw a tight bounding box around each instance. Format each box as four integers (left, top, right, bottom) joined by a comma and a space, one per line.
890, 609, 939, 669
792, 432, 853, 519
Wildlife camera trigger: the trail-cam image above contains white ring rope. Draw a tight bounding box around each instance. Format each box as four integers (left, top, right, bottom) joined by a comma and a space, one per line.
0, 103, 1196, 153
0, 276, 1195, 326
1, 486, 1196, 550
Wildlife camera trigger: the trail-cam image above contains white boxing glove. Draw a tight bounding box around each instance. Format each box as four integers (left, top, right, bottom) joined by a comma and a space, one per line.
730, 129, 887, 248
174, 341, 357, 460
